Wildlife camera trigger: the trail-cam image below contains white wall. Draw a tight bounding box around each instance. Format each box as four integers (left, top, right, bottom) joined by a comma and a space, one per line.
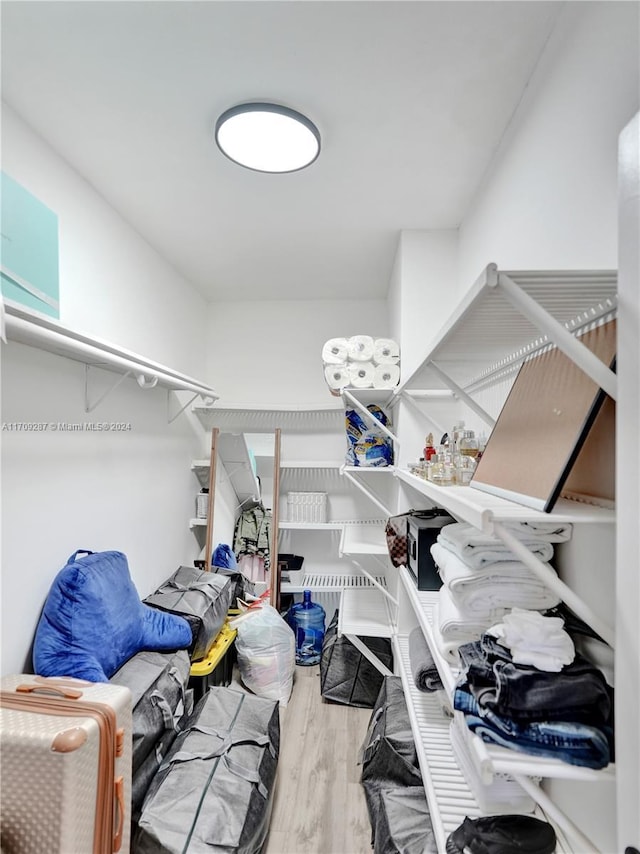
449, 4, 638, 851
206, 298, 388, 405
458, 1, 639, 284
394, 230, 459, 385
1, 103, 208, 376
1, 106, 214, 675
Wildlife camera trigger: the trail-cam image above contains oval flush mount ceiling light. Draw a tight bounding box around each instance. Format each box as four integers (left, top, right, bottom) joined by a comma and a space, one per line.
215, 103, 321, 173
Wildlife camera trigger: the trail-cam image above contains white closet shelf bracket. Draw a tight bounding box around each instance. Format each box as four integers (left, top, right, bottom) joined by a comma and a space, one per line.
347, 558, 398, 607
512, 774, 600, 854
342, 389, 400, 448
421, 362, 496, 429
491, 521, 615, 648
400, 392, 449, 440
344, 634, 394, 677
341, 466, 395, 517
493, 269, 617, 401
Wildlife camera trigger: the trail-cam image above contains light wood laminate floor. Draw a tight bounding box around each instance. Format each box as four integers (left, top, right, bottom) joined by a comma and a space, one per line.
264, 664, 374, 854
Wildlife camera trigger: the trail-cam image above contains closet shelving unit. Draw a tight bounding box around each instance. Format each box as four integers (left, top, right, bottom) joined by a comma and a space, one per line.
192, 405, 392, 608
390, 264, 618, 854
189, 432, 261, 535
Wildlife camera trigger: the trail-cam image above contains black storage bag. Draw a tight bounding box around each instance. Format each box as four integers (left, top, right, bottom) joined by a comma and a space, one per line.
360, 677, 423, 846
374, 787, 437, 854
144, 565, 234, 661
320, 609, 393, 708
110, 648, 193, 820
134, 685, 280, 854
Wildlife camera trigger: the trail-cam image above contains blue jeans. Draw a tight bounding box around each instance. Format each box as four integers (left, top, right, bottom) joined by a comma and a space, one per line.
457, 638, 613, 725
453, 686, 612, 769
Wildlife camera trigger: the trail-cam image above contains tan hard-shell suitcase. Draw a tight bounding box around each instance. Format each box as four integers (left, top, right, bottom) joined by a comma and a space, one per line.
0, 674, 133, 854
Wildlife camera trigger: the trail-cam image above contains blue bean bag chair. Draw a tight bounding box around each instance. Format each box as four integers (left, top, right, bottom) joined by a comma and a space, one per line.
33, 550, 193, 682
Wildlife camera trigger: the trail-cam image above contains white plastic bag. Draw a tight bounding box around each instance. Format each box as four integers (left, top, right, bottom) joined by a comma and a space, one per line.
229, 603, 295, 706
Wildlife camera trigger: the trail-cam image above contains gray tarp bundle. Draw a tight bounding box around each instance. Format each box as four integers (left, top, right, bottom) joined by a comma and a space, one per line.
144, 566, 234, 661
134, 686, 280, 854
360, 677, 434, 849
375, 787, 436, 854
320, 609, 393, 708
110, 648, 193, 820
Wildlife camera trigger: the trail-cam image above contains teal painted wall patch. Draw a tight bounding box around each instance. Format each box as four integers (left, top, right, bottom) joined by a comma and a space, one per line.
0, 171, 60, 318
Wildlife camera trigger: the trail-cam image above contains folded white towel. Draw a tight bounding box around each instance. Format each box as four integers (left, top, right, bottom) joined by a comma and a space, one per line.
488, 608, 575, 672
435, 587, 490, 665
431, 542, 560, 619
438, 523, 554, 569
501, 521, 573, 543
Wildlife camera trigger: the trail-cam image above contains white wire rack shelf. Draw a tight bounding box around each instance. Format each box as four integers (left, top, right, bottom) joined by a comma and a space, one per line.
395, 469, 615, 535
339, 522, 388, 556
393, 635, 576, 854
395, 265, 617, 396
338, 587, 393, 637
193, 403, 344, 433
399, 569, 616, 785
191, 434, 260, 506
280, 572, 387, 594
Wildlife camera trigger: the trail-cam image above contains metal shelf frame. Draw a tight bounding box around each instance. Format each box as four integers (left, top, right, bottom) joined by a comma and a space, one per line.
394, 264, 617, 402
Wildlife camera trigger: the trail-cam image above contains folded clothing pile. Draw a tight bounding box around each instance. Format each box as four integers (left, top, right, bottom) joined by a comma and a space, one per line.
359, 677, 436, 854
430, 522, 570, 664
322, 335, 401, 393
453, 620, 614, 769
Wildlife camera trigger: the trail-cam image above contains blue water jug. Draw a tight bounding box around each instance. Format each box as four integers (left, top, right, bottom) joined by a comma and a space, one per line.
287, 590, 326, 666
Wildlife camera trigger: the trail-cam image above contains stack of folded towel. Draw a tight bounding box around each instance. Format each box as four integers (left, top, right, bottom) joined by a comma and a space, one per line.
431, 521, 571, 664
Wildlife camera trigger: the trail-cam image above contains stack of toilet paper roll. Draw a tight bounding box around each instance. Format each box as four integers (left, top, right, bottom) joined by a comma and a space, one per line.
322, 335, 400, 393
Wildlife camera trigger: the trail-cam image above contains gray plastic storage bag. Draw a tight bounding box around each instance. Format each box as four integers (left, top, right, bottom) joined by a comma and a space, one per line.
110, 648, 193, 820
320, 609, 393, 708
360, 677, 423, 845
374, 787, 436, 854
144, 566, 233, 661
134, 686, 280, 854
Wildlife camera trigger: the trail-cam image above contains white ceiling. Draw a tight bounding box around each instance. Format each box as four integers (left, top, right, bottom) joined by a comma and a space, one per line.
1, 1, 561, 302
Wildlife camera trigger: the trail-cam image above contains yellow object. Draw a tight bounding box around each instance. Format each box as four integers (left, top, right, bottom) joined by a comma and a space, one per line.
190, 610, 240, 677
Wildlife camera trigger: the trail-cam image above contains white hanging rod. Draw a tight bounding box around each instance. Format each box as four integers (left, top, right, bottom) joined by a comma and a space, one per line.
491, 521, 615, 648
4, 306, 218, 401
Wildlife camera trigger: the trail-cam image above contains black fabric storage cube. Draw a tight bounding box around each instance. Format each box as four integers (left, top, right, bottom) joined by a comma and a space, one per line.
320, 609, 393, 708
360, 677, 423, 846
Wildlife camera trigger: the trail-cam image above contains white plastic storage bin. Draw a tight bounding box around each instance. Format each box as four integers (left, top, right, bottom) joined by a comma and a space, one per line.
286, 492, 328, 523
